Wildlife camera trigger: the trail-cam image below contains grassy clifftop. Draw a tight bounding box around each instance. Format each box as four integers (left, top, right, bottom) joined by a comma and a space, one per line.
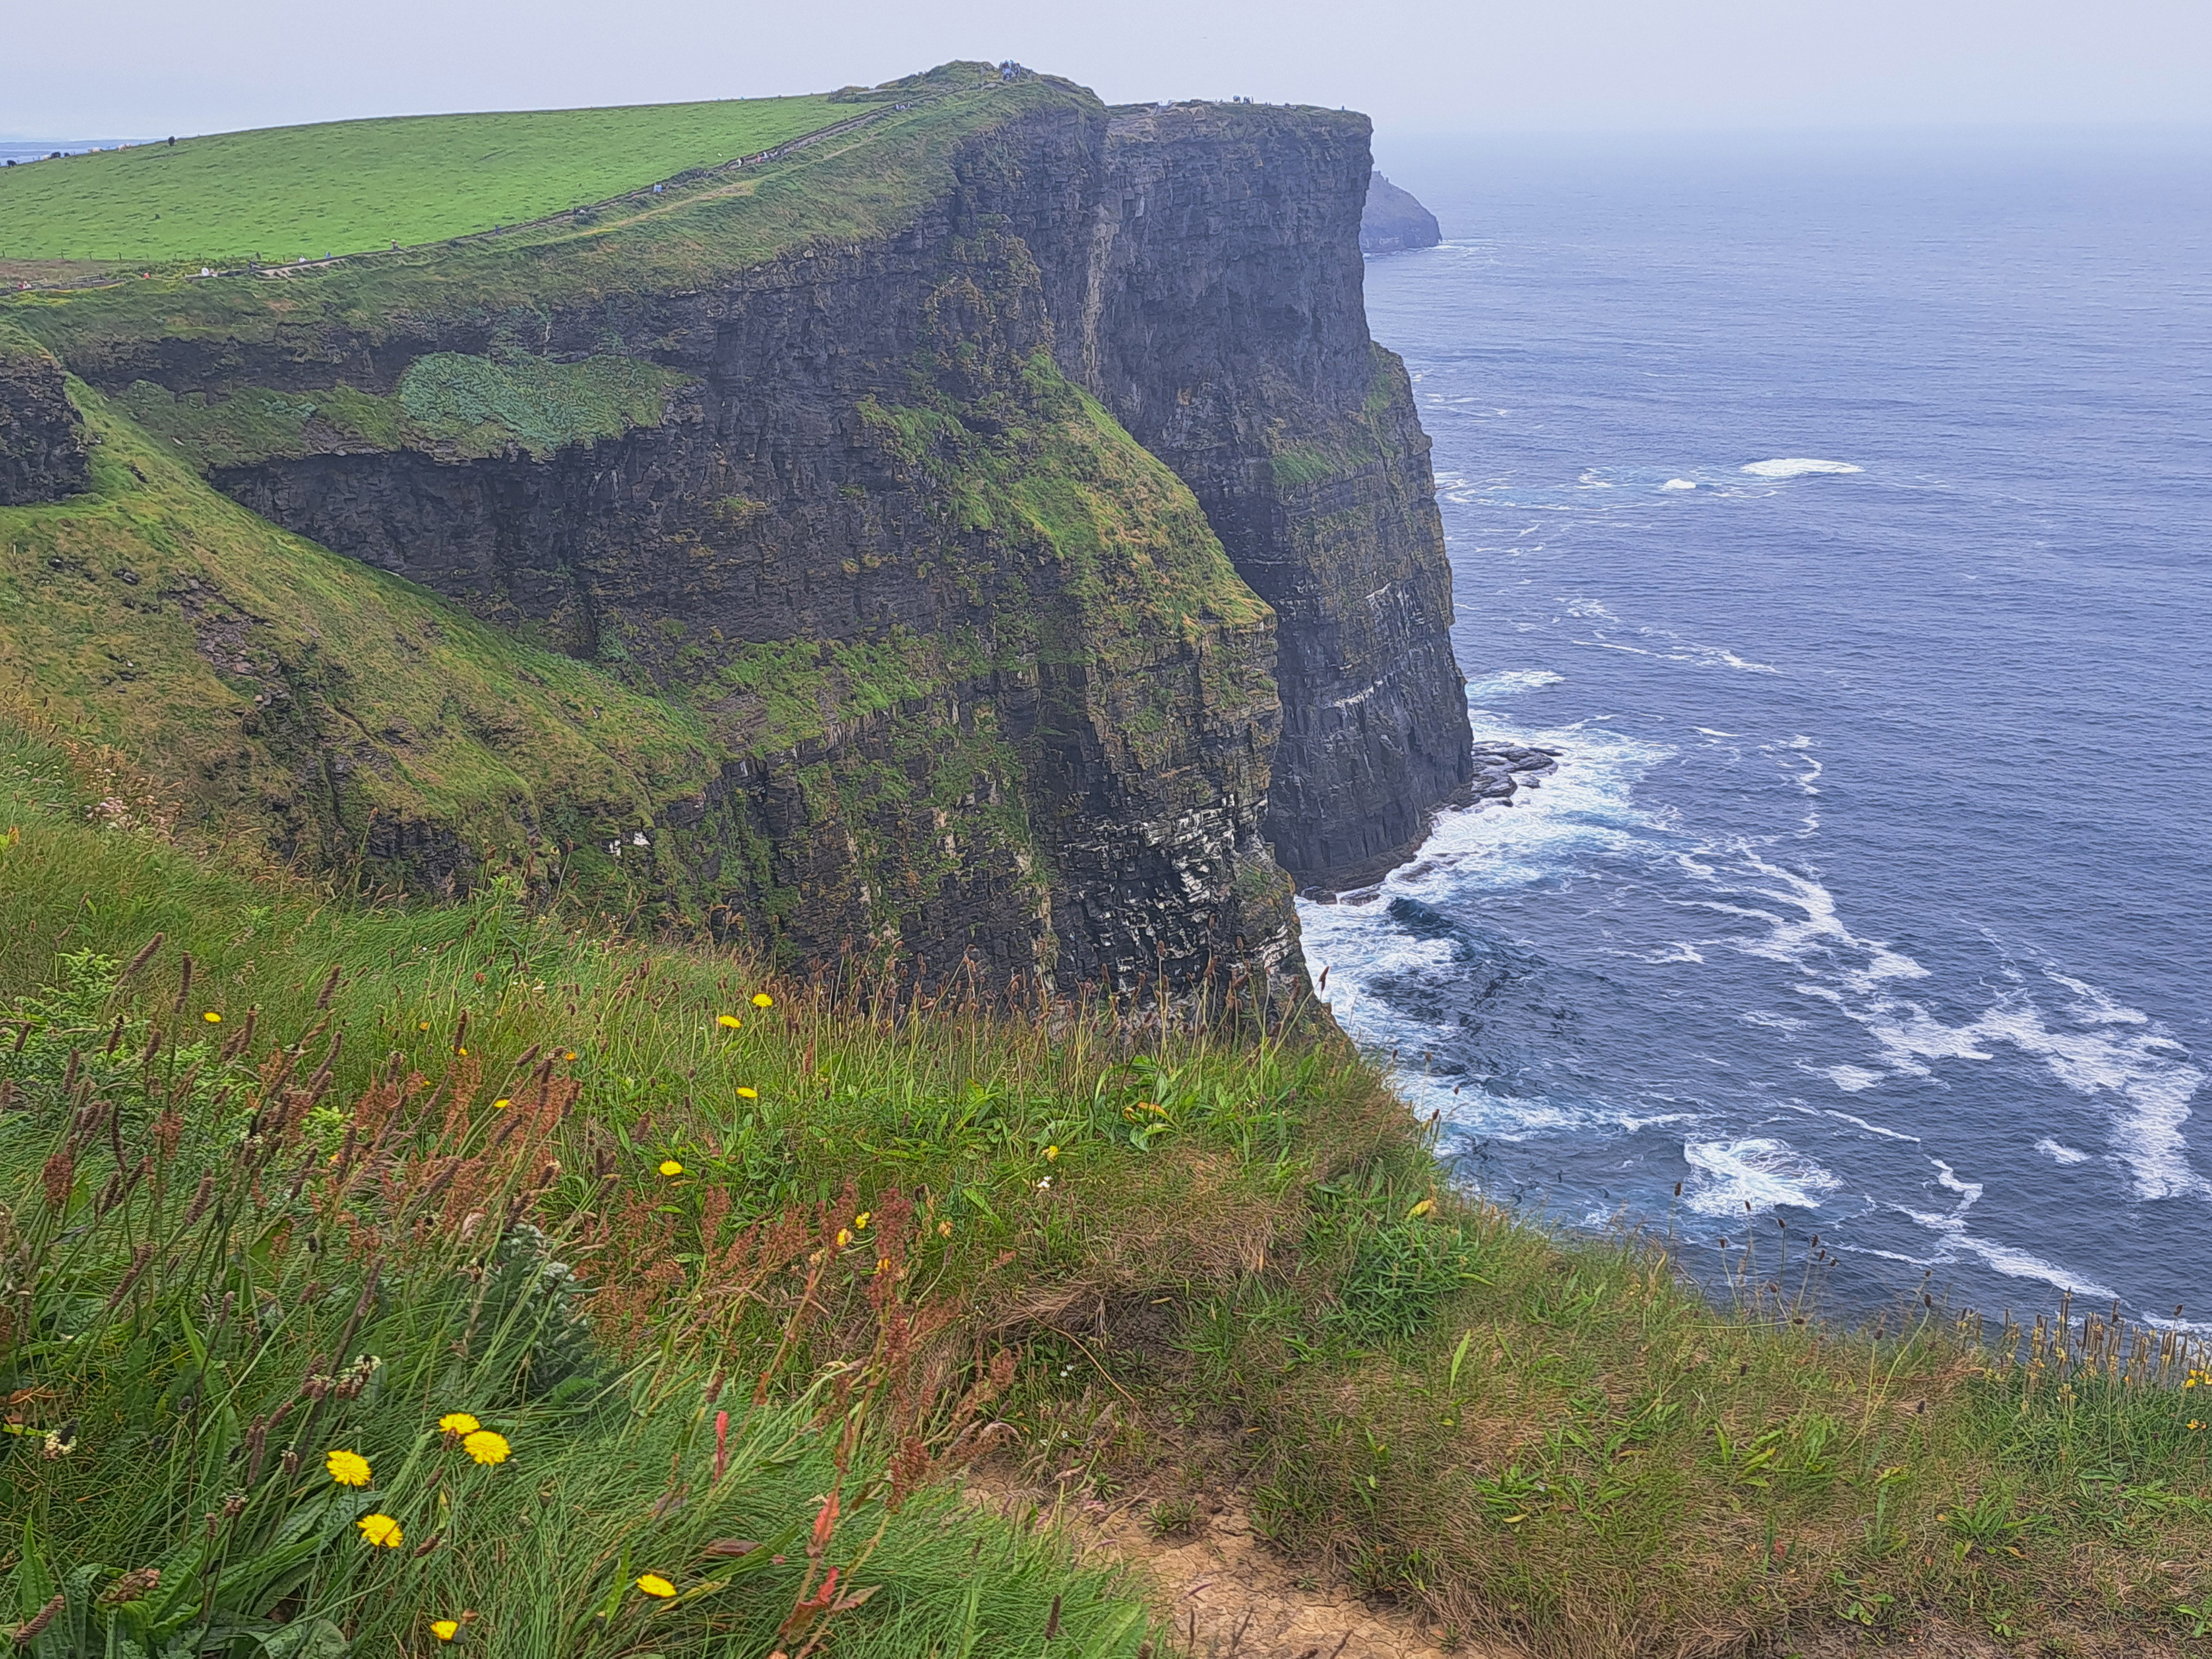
2, 65, 1052, 362
0, 91, 846, 266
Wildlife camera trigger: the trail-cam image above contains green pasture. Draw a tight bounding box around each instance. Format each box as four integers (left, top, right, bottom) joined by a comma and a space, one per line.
0, 93, 842, 265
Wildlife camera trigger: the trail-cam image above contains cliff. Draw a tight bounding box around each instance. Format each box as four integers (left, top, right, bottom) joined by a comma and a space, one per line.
0, 323, 90, 504
0, 66, 1469, 992
1360, 172, 1442, 256
1084, 108, 1471, 886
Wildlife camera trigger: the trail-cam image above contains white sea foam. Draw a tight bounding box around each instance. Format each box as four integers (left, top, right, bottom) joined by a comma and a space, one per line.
1825, 982, 2207, 1201
1816, 1063, 1886, 1093
1691, 851, 1930, 996
1824, 1110, 1921, 1143
1464, 668, 1565, 703
1741, 1009, 1808, 1033
2035, 1138, 2090, 1164
1741, 457, 1864, 478
1682, 1136, 1843, 1215
1661, 478, 1697, 490
1563, 595, 1782, 675
1299, 711, 1680, 1139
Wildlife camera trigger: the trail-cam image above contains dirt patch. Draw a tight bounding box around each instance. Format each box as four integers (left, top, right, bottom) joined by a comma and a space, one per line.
964, 1471, 1512, 1659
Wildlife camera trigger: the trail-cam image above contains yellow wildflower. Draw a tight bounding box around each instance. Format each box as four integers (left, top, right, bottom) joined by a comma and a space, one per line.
438, 1412, 481, 1436
876, 1257, 894, 1275
658, 1160, 685, 1178
202, 1011, 221, 1024
562, 1050, 578, 1062
357, 1513, 403, 1548
751, 992, 774, 1009
492, 1098, 510, 1110
1044, 1145, 1060, 1161
717, 1014, 742, 1029
326, 1449, 371, 1486
419, 1021, 431, 1031
461, 1429, 511, 1466
853, 1211, 871, 1229
456, 1047, 468, 1057
836, 1228, 852, 1247
1406, 1198, 1437, 1220
635, 1574, 676, 1599
735, 1086, 758, 1100
431, 1620, 459, 1642
938, 1220, 953, 1238
2190, 1419, 2205, 1430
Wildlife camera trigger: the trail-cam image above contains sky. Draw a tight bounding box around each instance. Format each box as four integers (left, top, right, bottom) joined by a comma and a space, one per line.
6, 0, 2211, 142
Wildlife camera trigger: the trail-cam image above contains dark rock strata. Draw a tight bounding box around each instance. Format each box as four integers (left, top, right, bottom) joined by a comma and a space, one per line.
1082, 106, 1472, 887
38, 77, 1471, 992
1360, 173, 1442, 257
0, 326, 89, 505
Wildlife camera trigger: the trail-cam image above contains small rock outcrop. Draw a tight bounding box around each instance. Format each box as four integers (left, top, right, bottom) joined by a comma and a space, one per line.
0, 325, 89, 505
1360, 173, 1442, 257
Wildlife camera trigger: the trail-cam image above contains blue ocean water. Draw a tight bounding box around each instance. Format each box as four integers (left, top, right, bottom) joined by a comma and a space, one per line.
1305, 131, 2212, 1327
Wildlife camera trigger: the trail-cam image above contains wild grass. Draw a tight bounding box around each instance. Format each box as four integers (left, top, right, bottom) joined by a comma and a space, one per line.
0, 711, 1369, 1656
0, 95, 840, 265
3, 712, 2210, 1657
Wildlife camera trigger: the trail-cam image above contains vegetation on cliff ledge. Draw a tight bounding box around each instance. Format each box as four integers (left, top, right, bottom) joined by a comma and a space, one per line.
5, 709, 2210, 1659
0, 382, 722, 909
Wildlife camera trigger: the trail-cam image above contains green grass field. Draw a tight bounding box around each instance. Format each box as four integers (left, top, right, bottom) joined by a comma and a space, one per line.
0, 93, 844, 265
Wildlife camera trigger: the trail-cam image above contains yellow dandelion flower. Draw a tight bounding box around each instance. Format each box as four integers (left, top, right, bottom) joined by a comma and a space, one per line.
717, 1014, 742, 1029
326, 1449, 372, 1486
751, 992, 774, 1009
201, 1011, 221, 1023
836, 1228, 852, 1247
438, 1412, 481, 1436
492, 1098, 510, 1110
853, 1211, 871, 1229
1044, 1145, 1060, 1161
461, 1429, 511, 1466
357, 1513, 403, 1548
735, 1086, 758, 1100
431, 1620, 459, 1642
635, 1574, 676, 1599
419, 1021, 431, 1031
1406, 1198, 1437, 1219
563, 1050, 578, 1062
658, 1159, 685, 1178
455, 1047, 468, 1057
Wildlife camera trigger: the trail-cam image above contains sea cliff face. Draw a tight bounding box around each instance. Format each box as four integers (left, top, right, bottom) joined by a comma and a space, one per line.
6, 71, 1469, 992
1081, 107, 1471, 886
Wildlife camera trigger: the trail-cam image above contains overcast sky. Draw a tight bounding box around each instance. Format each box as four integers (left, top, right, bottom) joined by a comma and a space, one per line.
8, 0, 2211, 141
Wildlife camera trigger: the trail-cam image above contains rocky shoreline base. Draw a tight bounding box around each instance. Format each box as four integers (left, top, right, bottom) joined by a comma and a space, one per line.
1298, 742, 1561, 902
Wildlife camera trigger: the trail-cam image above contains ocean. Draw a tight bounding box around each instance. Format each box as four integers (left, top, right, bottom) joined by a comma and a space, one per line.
1307, 129, 2212, 1327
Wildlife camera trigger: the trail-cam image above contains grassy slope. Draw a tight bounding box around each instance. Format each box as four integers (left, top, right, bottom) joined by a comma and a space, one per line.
3, 70, 1042, 362
0, 94, 842, 265
0, 380, 719, 901
4, 720, 2210, 1658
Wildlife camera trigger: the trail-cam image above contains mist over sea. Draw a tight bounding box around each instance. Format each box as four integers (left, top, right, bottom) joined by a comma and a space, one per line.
1308, 129, 2212, 1327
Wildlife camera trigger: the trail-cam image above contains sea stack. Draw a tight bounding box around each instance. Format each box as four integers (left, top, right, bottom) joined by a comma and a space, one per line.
1360, 172, 1443, 256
